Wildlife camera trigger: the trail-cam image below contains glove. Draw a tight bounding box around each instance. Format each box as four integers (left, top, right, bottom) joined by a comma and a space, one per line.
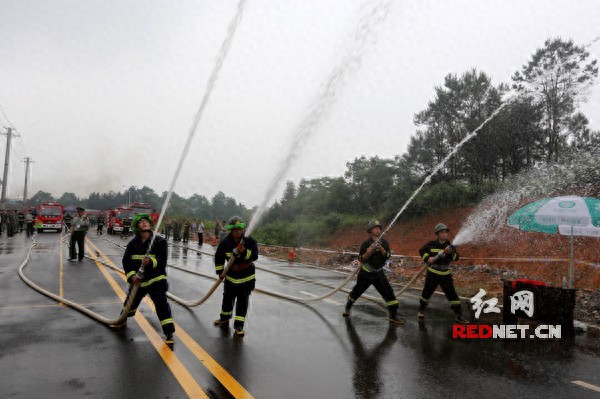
233, 243, 245, 257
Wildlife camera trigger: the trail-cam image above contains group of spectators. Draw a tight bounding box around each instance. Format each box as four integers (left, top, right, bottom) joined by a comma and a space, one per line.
0, 208, 36, 237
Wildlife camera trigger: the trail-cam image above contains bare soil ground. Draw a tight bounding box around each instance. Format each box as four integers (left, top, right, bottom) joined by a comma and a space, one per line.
258, 208, 600, 326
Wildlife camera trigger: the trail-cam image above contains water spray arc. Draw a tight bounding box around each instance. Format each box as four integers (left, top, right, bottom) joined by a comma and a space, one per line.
150, 0, 246, 249
207, 98, 516, 305
18, 1, 248, 320
161, 0, 396, 307
246, 0, 393, 237
138, 0, 246, 303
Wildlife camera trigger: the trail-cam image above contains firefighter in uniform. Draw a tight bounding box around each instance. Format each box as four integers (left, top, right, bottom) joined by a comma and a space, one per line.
182, 221, 190, 243
173, 220, 181, 242
121, 216, 132, 238
25, 210, 35, 237
343, 220, 404, 325
97, 214, 105, 235
417, 223, 469, 323
17, 211, 25, 232
119, 213, 175, 347
69, 207, 89, 261
213, 216, 258, 337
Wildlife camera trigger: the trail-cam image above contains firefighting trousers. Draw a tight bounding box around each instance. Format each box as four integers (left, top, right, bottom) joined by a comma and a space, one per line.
419, 270, 462, 314
123, 280, 175, 334
69, 231, 86, 260
347, 270, 399, 310
219, 281, 254, 328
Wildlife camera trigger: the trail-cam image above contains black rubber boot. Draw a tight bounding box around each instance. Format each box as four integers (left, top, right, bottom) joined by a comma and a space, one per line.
342, 302, 352, 318
388, 308, 404, 325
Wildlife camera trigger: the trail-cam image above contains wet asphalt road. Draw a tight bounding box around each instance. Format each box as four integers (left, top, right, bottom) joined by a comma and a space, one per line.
1, 231, 600, 399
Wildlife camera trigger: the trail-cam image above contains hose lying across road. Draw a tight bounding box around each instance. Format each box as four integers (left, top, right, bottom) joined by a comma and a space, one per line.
106, 236, 421, 306
102, 236, 362, 305
19, 233, 422, 328
18, 234, 136, 328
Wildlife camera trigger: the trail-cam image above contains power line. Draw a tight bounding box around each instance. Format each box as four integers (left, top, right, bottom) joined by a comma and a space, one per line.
0, 102, 14, 127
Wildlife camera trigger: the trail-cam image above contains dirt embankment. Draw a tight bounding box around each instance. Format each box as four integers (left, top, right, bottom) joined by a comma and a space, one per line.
261, 208, 600, 326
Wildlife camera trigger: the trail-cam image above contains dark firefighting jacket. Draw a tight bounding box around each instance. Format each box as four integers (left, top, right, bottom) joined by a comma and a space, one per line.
419, 239, 459, 275
122, 233, 168, 288
215, 234, 258, 288
358, 237, 391, 272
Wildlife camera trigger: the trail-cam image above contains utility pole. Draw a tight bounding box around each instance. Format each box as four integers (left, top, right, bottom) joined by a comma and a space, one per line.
22, 156, 34, 204
1, 127, 20, 209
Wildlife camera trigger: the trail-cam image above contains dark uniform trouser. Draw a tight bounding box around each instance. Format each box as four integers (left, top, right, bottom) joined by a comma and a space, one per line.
220, 281, 254, 328
26, 222, 34, 237
70, 231, 86, 260
97, 224, 103, 235
123, 280, 175, 334
347, 269, 399, 311
198, 233, 203, 245
419, 270, 462, 314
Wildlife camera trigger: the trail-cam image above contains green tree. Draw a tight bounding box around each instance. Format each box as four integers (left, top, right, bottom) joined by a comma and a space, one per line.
27, 190, 55, 206
512, 37, 598, 162
566, 112, 600, 152
57, 192, 80, 205
344, 156, 396, 215
409, 69, 504, 183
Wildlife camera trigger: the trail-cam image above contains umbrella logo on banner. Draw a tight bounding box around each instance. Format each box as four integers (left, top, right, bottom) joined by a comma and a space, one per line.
558, 201, 576, 209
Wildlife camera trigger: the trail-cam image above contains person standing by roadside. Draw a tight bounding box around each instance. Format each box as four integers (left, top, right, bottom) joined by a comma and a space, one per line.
182, 221, 190, 244
219, 220, 228, 242
121, 217, 132, 239
119, 214, 175, 347
69, 207, 89, 261
164, 220, 171, 240
97, 213, 105, 235
197, 220, 204, 246
343, 220, 404, 325
214, 218, 221, 244
0, 209, 6, 236
7, 210, 17, 237
17, 210, 25, 232
417, 223, 468, 324
63, 212, 73, 233
25, 210, 35, 237
213, 216, 259, 337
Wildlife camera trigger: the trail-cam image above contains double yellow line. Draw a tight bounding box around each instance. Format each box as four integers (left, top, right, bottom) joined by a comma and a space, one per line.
85, 238, 254, 399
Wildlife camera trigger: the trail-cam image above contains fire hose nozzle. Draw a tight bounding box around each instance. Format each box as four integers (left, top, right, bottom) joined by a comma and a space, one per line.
135, 264, 146, 280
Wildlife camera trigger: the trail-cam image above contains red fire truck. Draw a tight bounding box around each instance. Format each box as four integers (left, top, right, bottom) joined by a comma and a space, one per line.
107, 206, 134, 235
36, 202, 64, 233
130, 202, 159, 226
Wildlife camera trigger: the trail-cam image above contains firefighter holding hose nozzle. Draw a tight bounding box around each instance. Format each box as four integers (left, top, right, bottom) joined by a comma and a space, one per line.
119, 214, 175, 347
343, 220, 404, 325
417, 223, 468, 324
213, 216, 258, 337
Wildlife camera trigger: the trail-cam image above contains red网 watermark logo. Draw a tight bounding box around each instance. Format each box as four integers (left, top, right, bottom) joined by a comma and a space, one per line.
452, 288, 562, 339
452, 324, 561, 339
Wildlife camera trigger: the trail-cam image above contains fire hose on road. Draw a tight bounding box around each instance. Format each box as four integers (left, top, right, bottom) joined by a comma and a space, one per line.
104, 236, 420, 307
18, 235, 138, 328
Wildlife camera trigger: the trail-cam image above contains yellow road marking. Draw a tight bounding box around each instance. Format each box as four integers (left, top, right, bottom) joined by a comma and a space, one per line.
86, 244, 209, 399
86, 238, 254, 399
175, 328, 254, 399
0, 300, 122, 310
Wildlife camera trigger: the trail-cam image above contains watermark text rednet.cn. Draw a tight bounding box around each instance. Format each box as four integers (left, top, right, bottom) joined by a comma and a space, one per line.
453, 324, 561, 339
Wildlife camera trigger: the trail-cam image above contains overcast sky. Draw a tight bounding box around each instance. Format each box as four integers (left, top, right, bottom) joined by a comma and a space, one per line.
1, 0, 599, 208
